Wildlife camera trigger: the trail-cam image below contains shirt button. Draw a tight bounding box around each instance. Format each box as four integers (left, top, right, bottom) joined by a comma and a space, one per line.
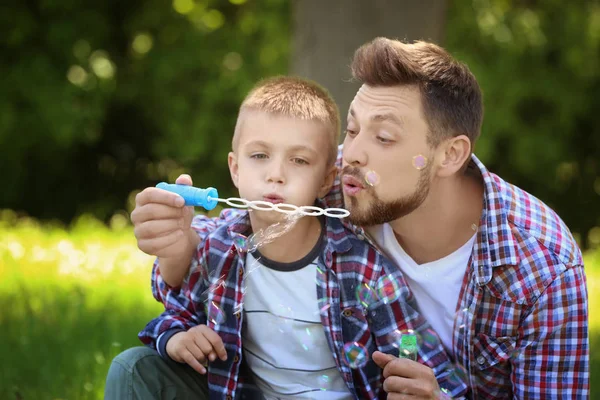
342, 309, 352, 317
238, 267, 244, 276
226, 396, 232, 400
233, 355, 239, 363
477, 356, 486, 365
235, 312, 241, 319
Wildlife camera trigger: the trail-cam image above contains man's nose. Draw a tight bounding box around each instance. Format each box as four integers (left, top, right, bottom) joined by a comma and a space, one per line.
343, 134, 368, 167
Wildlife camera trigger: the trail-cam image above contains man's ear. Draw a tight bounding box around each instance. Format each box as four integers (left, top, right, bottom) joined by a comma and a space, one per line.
228, 152, 239, 188
435, 134, 471, 177
318, 165, 338, 198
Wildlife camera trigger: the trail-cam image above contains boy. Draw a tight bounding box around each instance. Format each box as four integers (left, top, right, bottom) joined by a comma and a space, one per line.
132, 77, 465, 399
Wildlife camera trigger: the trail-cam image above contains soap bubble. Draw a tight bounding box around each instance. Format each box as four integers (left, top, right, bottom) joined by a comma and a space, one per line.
364, 170, 380, 187
275, 304, 295, 335
412, 155, 428, 170
232, 234, 248, 252
355, 283, 377, 309
376, 275, 400, 304
317, 374, 331, 391
342, 342, 369, 369
207, 301, 226, 325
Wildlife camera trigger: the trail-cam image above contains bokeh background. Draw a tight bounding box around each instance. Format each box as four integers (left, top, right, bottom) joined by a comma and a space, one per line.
1, 0, 598, 398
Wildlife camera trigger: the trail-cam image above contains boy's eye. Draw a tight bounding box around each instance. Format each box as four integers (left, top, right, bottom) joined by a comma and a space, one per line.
293, 158, 308, 165
250, 153, 268, 159
345, 129, 357, 137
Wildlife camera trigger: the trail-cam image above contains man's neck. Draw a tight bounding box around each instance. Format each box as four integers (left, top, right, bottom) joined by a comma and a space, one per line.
249, 215, 322, 263
387, 174, 484, 265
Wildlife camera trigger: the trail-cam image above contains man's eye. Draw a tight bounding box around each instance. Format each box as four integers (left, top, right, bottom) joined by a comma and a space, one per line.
345, 129, 357, 137
251, 153, 267, 159
377, 136, 393, 144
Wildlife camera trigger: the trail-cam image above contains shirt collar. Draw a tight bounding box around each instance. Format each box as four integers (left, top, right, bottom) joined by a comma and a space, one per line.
470, 154, 520, 285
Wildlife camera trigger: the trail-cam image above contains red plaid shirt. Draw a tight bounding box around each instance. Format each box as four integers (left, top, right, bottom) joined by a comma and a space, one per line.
150, 149, 589, 398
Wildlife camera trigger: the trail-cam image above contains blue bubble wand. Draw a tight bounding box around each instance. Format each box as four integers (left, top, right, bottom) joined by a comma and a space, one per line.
156, 182, 349, 218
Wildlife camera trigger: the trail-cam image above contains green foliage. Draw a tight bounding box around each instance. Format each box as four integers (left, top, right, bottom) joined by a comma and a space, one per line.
445, 0, 600, 248
0, 0, 290, 222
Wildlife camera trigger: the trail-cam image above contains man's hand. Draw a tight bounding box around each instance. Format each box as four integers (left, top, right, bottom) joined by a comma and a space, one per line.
131, 174, 197, 259
166, 325, 228, 374
373, 351, 443, 399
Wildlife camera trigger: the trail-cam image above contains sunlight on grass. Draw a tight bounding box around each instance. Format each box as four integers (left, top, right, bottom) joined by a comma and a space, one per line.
0, 209, 598, 399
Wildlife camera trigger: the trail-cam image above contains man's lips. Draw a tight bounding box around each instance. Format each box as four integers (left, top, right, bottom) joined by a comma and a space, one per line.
342, 175, 365, 196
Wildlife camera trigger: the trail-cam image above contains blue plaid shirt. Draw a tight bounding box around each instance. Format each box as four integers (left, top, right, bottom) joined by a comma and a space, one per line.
141, 213, 468, 399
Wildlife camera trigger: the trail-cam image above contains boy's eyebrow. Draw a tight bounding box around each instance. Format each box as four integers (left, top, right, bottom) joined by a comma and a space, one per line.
243, 140, 317, 155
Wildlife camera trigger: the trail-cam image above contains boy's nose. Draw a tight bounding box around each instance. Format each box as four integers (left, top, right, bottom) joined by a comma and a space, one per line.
266, 162, 285, 184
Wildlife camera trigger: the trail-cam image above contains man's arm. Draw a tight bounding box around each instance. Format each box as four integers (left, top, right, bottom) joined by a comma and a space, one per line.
512, 264, 589, 397
369, 252, 469, 398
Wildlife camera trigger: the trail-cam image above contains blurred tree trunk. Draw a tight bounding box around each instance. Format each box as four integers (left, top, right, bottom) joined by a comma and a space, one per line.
292, 0, 448, 116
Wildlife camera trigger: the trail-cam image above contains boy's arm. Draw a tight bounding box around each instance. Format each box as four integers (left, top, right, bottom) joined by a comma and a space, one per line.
151, 209, 242, 303
369, 253, 469, 398
510, 264, 588, 398
140, 242, 211, 353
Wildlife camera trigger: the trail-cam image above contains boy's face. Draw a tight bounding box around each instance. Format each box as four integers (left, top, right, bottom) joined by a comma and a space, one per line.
228, 111, 336, 224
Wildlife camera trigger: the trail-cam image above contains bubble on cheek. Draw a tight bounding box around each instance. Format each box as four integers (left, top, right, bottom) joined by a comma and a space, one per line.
364, 170, 381, 187
342, 342, 369, 369
412, 154, 428, 170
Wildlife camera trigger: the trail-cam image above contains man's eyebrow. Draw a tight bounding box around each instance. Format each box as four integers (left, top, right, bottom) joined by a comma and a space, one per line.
244, 140, 270, 148
370, 112, 405, 127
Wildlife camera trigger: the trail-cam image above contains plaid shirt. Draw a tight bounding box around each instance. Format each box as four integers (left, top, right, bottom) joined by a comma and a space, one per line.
142, 213, 468, 399
149, 149, 589, 398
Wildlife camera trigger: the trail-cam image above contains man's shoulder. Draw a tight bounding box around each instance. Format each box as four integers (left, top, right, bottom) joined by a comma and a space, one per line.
484, 174, 584, 305
492, 173, 582, 267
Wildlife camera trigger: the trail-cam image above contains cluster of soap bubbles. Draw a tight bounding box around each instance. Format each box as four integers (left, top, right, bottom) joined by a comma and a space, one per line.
354, 275, 402, 310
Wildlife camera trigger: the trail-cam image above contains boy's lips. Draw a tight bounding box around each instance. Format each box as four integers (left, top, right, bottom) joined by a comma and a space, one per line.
263, 194, 284, 204
342, 175, 365, 196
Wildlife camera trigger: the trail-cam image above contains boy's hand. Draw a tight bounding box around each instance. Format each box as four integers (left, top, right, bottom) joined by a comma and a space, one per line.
131, 174, 197, 259
166, 325, 228, 374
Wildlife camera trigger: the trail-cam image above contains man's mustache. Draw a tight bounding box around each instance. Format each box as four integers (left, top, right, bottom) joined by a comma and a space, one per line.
340, 165, 364, 181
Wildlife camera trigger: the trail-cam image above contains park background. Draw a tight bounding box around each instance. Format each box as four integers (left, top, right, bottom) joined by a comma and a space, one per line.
1, 0, 599, 398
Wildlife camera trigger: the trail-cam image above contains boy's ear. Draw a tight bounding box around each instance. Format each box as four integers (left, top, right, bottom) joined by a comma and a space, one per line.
228, 152, 239, 188
318, 165, 338, 198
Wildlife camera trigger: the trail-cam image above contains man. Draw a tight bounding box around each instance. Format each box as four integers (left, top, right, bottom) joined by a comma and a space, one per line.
125, 38, 589, 398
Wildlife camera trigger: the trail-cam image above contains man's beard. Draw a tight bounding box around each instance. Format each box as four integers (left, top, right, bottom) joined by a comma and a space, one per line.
342, 164, 431, 227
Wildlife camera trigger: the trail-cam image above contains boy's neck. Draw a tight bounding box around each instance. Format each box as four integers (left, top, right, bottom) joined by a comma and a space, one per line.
249, 215, 323, 264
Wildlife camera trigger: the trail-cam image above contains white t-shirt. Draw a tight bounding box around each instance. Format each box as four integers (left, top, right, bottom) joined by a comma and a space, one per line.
368, 223, 476, 352
242, 248, 352, 399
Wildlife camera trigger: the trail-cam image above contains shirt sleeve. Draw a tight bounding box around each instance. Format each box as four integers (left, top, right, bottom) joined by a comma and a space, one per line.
140, 240, 211, 350
511, 264, 589, 398
151, 208, 243, 303
369, 252, 469, 398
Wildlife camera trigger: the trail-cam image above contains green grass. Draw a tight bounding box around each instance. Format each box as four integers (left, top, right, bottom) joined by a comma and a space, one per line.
0, 210, 598, 399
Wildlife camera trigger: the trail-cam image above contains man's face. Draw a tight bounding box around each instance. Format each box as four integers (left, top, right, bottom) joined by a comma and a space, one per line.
341, 84, 434, 226
229, 111, 334, 225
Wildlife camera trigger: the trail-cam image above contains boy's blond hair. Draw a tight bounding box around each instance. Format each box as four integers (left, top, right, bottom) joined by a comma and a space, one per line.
232, 76, 340, 166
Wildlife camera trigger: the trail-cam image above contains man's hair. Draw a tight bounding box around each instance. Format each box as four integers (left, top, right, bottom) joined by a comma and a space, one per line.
351, 37, 483, 164
233, 76, 340, 166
